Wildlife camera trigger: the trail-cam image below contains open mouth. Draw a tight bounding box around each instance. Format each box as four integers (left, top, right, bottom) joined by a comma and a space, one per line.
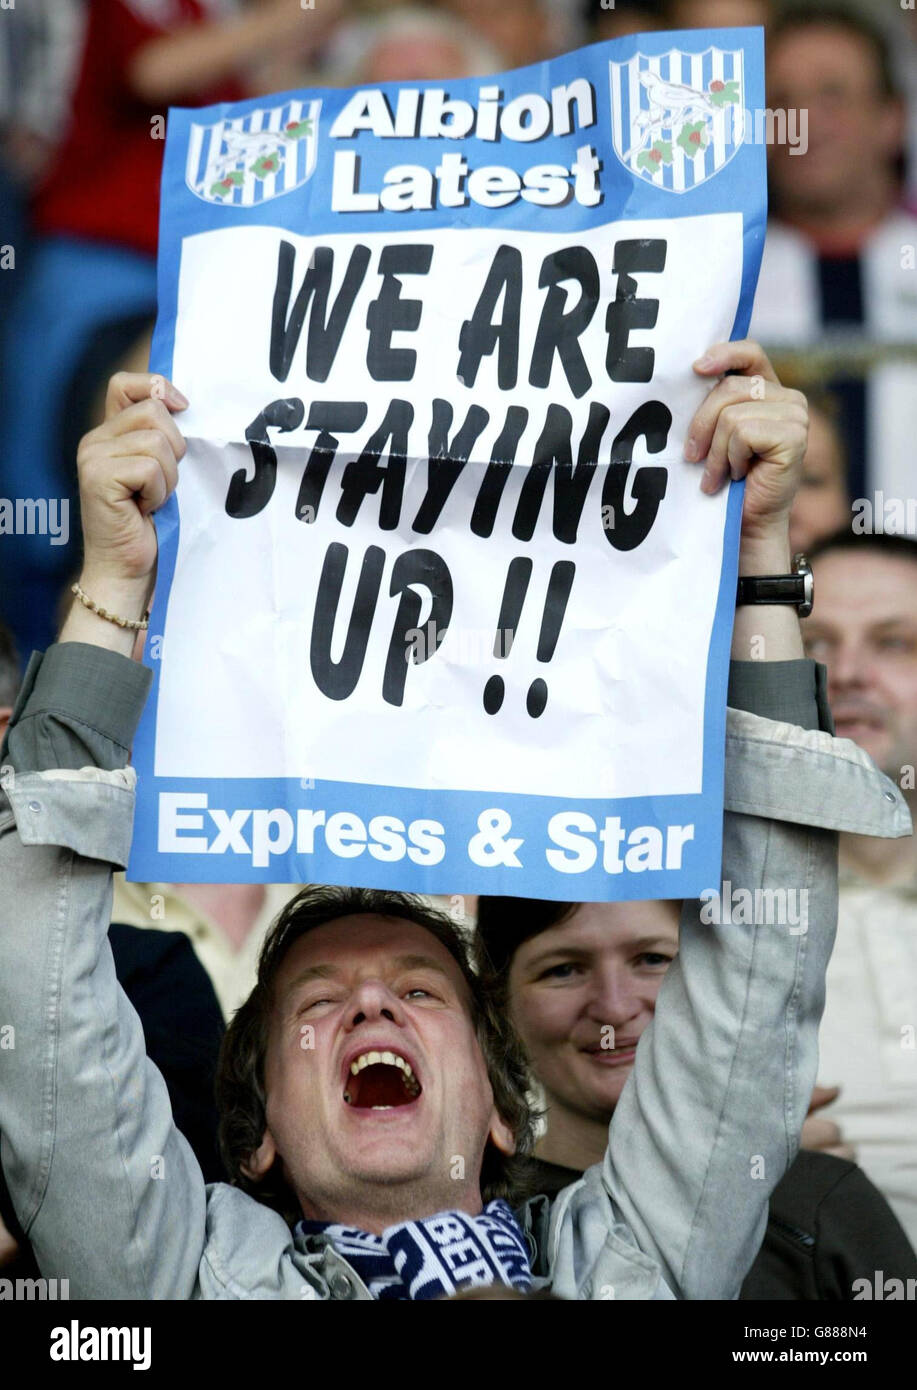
343, 1050, 422, 1110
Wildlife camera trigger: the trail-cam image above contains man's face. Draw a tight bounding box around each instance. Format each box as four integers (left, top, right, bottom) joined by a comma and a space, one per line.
443, 0, 546, 68
362, 37, 474, 83
251, 915, 512, 1229
508, 901, 680, 1120
669, 0, 771, 30
767, 25, 901, 215
803, 551, 917, 778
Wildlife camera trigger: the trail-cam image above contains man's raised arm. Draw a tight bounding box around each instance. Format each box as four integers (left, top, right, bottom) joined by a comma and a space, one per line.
0, 374, 209, 1298
590, 342, 911, 1297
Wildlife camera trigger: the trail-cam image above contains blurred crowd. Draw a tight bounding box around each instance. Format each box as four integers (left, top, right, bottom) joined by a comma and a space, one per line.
1, 0, 917, 1301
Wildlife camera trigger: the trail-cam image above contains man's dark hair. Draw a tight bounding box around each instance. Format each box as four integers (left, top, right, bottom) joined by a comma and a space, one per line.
770, 4, 900, 102
0, 619, 20, 709
808, 529, 917, 567
217, 886, 536, 1222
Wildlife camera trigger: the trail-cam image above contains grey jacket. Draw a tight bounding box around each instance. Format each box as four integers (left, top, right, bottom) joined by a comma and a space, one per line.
0, 645, 909, 1300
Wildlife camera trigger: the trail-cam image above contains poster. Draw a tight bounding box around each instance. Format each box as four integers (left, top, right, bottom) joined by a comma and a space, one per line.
128, 29, 766, 899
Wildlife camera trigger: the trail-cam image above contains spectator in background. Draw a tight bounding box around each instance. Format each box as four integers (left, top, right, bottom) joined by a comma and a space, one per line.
110, 876, 305, 1020
665, 0, 771, 29
322, 6, 504, 87
0, 0, 342, 663
788, 395, 850, 556
750, 6, 917, 510
0, 0, 85, 186
434, 0, 552, 69
474, 895, 917, 1298
0, 0, 85, 328
802, 531, 917, 1253
588, 0, 665, 43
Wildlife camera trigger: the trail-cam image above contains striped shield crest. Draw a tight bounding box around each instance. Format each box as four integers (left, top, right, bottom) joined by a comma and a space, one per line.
609, 48, 745, 194
185, 99, 321, 207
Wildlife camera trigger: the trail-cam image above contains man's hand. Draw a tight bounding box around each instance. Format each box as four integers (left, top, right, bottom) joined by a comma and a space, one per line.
685, 338, 808, 565
685, 341, 809, 662
60, 373, 188, 656
801, 1085, 857, 1162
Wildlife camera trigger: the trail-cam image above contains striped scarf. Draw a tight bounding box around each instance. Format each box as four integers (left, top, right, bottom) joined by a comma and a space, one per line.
297, 1199, 533, 1301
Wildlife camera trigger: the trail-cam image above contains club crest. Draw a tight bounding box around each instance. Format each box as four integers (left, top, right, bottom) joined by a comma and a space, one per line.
186, 99, 320, 206
609, 49, 745, 193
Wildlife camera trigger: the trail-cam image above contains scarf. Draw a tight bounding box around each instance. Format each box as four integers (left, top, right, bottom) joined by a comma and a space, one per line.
296, 1199, 533, 1301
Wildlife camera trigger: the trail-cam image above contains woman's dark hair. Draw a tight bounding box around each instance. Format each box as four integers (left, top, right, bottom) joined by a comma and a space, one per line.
472, 897, 579, 1007
216, 886, 537, 1223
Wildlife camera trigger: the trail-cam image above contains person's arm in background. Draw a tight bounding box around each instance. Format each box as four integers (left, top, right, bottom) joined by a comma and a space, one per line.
592, 342, 911, 1298
0, 372, 210, 1297
125, 0, 341, 106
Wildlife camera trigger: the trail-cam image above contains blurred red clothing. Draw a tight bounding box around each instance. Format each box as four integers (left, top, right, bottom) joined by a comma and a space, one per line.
32, 0, 243, 257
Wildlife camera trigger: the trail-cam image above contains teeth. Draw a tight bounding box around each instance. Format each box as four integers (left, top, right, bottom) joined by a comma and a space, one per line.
371, 1105, 393, 1110
349, 1050, 416, 1082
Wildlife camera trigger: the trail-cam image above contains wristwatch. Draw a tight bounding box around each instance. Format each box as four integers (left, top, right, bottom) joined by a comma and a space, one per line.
736, 553, 813, 618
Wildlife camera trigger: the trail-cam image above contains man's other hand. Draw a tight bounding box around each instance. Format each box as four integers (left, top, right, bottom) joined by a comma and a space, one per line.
78, 372, 188, 586
60, 374, 188, 655
684, 338, 808, 557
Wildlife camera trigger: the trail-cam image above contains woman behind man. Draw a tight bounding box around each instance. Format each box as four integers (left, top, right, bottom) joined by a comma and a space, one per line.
474, 896, 917, 1300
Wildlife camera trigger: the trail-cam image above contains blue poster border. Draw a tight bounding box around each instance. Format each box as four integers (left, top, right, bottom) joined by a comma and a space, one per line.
131, 28, 765, 900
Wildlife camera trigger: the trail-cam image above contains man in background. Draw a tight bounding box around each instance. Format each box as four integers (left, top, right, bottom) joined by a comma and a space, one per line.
803, 531, 917, 1250
750, 6, 916, 505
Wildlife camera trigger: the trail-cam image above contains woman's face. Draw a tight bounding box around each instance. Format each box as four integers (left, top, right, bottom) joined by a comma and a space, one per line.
507, 901, 680, 1120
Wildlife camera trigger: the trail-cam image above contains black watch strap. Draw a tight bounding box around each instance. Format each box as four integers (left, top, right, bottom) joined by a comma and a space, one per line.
736, 555, 813, 618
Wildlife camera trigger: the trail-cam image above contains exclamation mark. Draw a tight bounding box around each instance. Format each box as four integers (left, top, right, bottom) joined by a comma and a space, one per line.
527, 561, 575, 718
483, 557, 532, 714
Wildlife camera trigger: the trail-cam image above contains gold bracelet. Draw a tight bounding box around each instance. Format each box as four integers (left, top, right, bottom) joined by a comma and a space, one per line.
71, 582, 150, 631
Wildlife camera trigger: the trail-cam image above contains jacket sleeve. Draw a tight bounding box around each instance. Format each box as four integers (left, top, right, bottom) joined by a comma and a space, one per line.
0, 644, 208, 1298
602, 665, 912, 1300
812, 1165, 917, 1299
739, 1150, 917, 1300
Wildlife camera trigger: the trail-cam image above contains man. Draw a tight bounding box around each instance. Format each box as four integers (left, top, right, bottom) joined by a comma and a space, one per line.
0, 346, 909, 1299
325, 7, 503, 89
472, 895, 917, 1298
435, 0, 552, 69
802, 531, 917, 1250
750, 6, 916, 504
